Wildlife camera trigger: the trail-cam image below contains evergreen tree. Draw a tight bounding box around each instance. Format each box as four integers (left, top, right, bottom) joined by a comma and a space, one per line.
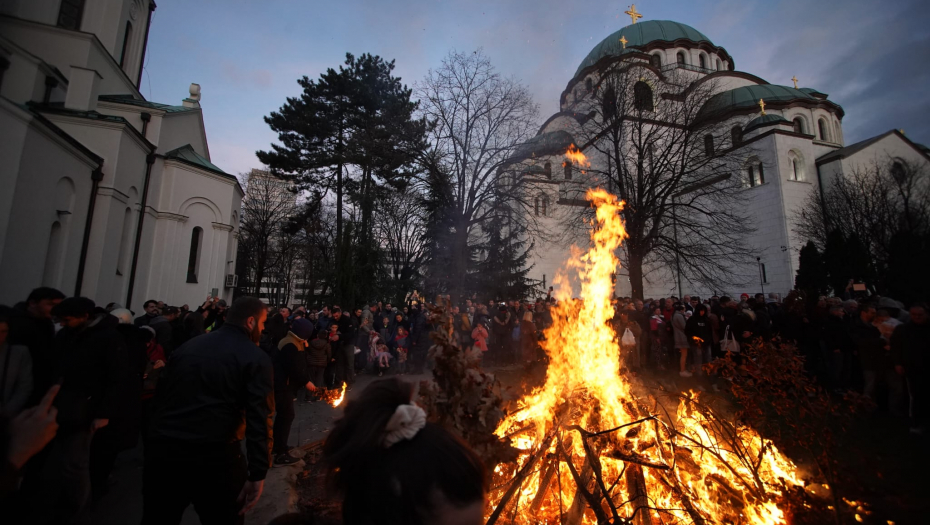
885, 231, 930, 304
795, 241, 829, 298
473, 213, 536, 301
822, 229, 851, 297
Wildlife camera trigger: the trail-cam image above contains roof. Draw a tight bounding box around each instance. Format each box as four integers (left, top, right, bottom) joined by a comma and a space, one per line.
799, 87, 828, 97
98, 94, 196, 113
699, 84, 824, 119
575, 20, 713, 77
510, 130, 577, 162
164, 144, 231, 177
816, 130, 897, 165
744, 114, 790, 133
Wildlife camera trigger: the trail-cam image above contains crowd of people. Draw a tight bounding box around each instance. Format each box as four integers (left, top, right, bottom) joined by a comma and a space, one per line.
0, 284, 926, 525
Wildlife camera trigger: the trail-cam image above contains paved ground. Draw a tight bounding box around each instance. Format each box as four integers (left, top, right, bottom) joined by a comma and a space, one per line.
85, 369, 430, 525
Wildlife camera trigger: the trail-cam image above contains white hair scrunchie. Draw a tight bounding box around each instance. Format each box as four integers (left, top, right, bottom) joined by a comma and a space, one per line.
382, 403, 427, 448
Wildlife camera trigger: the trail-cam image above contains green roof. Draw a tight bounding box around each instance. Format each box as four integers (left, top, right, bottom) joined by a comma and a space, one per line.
575, 20, 713, 77
799, 87, 828, 97
98, 94, 195, 113
511, 130, 577, 162
165, 144, 229, 176
699, 84, 819, 118
744, 114, 790, 133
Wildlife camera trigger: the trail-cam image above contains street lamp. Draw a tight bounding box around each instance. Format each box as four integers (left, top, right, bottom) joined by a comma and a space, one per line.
756, 256, 765, 295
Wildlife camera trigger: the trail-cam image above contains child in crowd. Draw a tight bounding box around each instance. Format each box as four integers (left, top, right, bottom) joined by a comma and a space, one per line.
394, 326, 409, 375
376, 343, 392, 376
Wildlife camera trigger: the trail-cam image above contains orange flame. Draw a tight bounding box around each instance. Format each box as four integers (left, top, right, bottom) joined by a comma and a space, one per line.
564, 143, 591, 168
489, 188, 803, 524
330, 382, 346, 408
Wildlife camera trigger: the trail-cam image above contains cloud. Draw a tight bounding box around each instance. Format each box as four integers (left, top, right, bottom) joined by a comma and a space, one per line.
219, 61, 273, 89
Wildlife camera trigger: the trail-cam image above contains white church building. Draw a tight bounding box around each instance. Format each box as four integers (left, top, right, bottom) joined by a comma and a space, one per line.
0, 0, 242, 312
508, 15, 930, 299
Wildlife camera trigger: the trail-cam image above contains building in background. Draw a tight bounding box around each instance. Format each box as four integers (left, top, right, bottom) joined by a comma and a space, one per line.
0, 0, 243, 312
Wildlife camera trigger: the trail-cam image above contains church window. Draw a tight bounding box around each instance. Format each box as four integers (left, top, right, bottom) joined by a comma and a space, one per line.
602, 86, 617, 120
746, 159, 764, 187
716, 59, 722, 71
731, 125, 742, 146
699, 54, 707, 69
57, 0, 86, 30
633, 81, 653, 112
119, 21, 133, 69
757, 163, 765, 185
564, 162, 573, 181
540, 195, 549, 216
544, 161, 552, 179
704, 134, 715, 157
676, 52, 686, 65
42, 222, 64, 287
792, 117, 806, 134
534, 198, 539, 216
891, 161, 906, 184
651, 54, 662, 68
787, 150, 805, 181
818, 118, 830, 141
585, 78, 593, 92
761, 263, 768, 283
187, 227, 203, 283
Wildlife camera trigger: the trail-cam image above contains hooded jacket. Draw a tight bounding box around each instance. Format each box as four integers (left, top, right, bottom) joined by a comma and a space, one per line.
306, 334, 332, 368
273, 332, 310, 395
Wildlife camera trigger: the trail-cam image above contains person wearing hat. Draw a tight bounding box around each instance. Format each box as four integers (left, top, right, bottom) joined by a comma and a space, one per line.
271, 318, 316, 466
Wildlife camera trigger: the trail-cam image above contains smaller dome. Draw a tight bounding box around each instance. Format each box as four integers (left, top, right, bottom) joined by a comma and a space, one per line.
510, 130, 576, 162
699, 84, 819, 119
744, 114, 790, 133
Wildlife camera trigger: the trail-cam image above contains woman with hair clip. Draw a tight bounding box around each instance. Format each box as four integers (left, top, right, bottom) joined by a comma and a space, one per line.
323, 377, 486, 525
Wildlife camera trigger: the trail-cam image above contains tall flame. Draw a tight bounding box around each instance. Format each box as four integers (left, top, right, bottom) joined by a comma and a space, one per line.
490, 188, 803, 524
330, 382, 346, 408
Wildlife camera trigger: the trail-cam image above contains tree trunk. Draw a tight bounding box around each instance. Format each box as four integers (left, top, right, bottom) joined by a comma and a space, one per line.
628, 250, 645, 301
450, 217, 470, 304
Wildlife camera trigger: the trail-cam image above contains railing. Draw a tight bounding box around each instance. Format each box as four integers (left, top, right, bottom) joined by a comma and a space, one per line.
660, 62, 716, 75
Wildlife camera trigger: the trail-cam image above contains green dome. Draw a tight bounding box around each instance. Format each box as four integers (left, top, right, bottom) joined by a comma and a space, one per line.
575, 20, 713, 77
744, 114, 790, 133
511, 130, 576, 161
699, 84, 817, 119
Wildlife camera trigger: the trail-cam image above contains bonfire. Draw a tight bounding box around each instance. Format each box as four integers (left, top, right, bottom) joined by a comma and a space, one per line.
486, 189, 806, 525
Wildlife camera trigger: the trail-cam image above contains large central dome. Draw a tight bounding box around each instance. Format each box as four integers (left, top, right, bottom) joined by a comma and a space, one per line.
574, 20, 713, 78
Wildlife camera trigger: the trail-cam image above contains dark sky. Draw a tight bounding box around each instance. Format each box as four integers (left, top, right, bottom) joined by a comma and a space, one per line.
142, 0, 930, 175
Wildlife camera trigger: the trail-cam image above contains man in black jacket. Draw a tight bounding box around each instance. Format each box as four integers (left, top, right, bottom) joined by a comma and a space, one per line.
5, 287, 65, 407
271, 318, 315, 466
334, 308, 358, 388
892, 304, 930, 434
142, 297, 273, 525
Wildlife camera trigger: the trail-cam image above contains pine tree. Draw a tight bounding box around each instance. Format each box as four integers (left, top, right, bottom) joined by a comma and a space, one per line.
473, 214, 536, 301
795, 241, 829, 299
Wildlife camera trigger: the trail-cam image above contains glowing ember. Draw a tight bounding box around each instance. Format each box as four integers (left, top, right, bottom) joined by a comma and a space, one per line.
564, 143, 591, 168
330, 382, 346, 408
488, 188, 804, 524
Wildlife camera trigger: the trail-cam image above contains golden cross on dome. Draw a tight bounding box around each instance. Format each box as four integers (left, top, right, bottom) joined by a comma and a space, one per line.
759, 98, 766, 115
625, 4, 643, 24
791, 76, 799, 89
619, 35, 628, 49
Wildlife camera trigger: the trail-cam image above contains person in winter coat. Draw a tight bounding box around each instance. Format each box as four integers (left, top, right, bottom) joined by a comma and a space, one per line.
519, 311, 538, 364
616, 311, 642, 369
0, 315, 32, 416
5, 287, 64, 407
472, 322, 489, 354
649, 307, 669, 369
27, 297, 126, 524
306, 330, 333, 395
272, 318, 316, 466
891, 304, 930, 434
686, 304, 714, 375
852, 305, 902, 413
671, 303, 690, 377
822, 305, 854, 391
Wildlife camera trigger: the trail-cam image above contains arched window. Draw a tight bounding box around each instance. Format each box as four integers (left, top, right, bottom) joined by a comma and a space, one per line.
187, 227, 203, 283
818, 118, 830, 141
731, 125, 742, 146
699, 54, 707, 69
564, 162, 573, 181
891, 161, 906, 184
584, 78, 593, 92
602, 86, 617, 120
677, 52, 686, 65
544, 161, 552, 178
650, 54, 662, 68
534, 197, 539, 216
633, 81, 653, 112
745, 158, 765, 187
119, 21, 133, 69
792, 117, 806, 134
716, 59, 722, 71
541, 195, 549, 217
787, 150, 805, 181
42, 222, 64, 287
116, 207, 133, 275
704, 134, 715, 157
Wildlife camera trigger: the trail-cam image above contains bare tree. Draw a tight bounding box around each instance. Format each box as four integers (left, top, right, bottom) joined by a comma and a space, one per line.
794, 158, 930, 274
559, 63, 754, 298
375, 186, 429, 302
238, 170, 297, 298
416, 49, 540, 300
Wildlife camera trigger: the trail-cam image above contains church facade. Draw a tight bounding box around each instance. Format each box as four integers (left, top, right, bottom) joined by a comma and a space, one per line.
0, 0, 242, 312
508, 16, 930, 299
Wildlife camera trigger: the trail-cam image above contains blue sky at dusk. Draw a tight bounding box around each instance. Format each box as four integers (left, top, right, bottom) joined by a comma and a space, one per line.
141, 0, 930, 175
